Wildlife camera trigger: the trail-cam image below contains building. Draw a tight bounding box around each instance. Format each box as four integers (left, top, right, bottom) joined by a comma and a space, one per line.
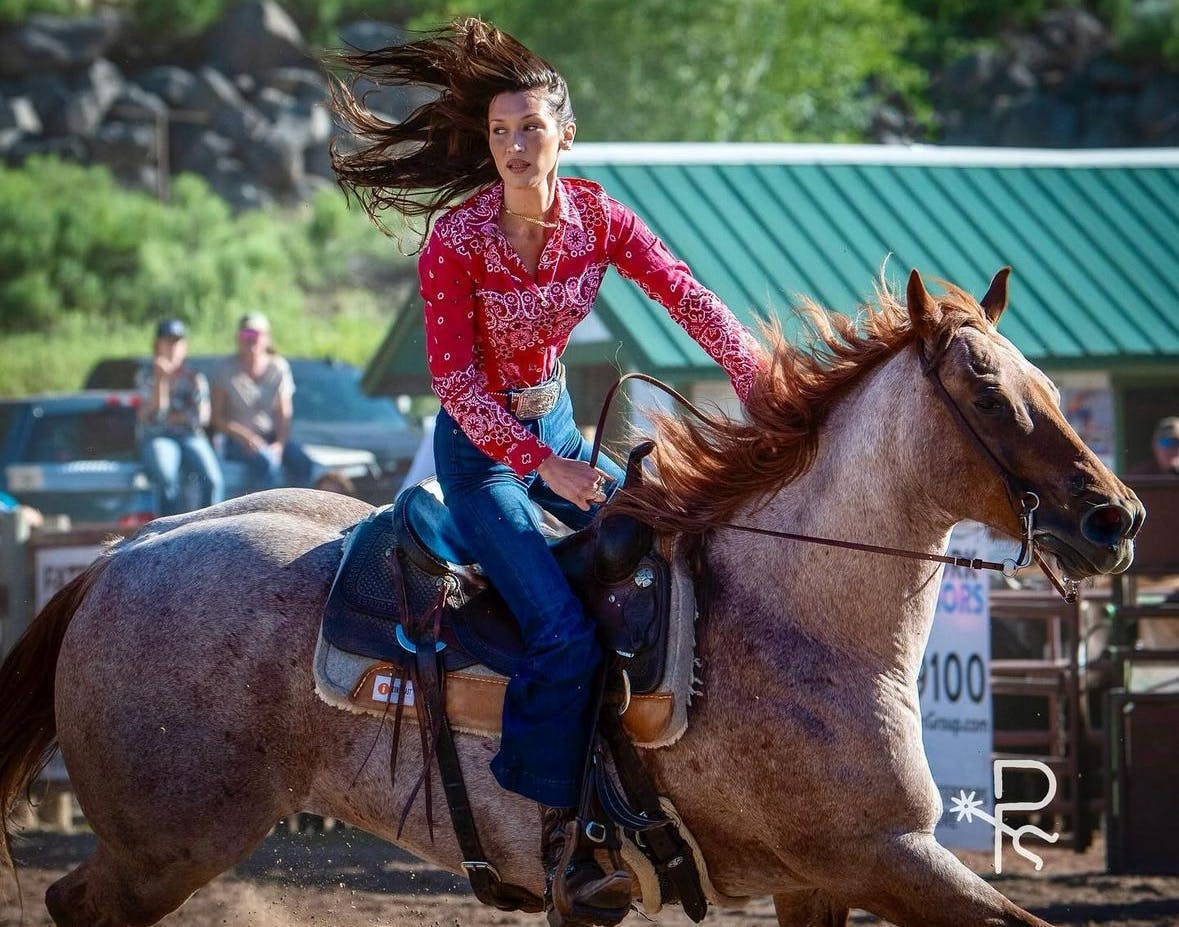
363, 145, 1179, 472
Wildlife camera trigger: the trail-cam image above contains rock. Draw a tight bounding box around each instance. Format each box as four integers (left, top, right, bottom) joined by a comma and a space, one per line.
205, 1, 310, 78
240, 126, 303, 191
111, 83, 168, 122
73, 58, 123, 111
170, 127, 234, 176
304, 138, 335, 179
1005, 33, 1050, 77
936, 48, 1004, 109
47, 58, 123, 137
255, 86, 296, 122
1037, 8, 1108, 73
271, 101, 331, 149
89, 119, 157, 171
114, 164, 159, 195
234, 73, 256, 97
172, 145, 270, 209
18, 72, 72, 134
293, 173, 332, 202
205, 157, 273, 210
336, 20, 405, 53
135, 65, 195, 108
1005, 61, 1038, 94
998, 96, 1080, 147
0, 96, 40, 152
0, 10, 124, 78
0, 96, 42, 135
5, 133, 88, 166
263, 67, 327, 103
184, 66, 267, 146
870, 103, 922, 143
1080, 94, 1137, 147
1136, 74, 1179, 139
1086, 56, 1141, 93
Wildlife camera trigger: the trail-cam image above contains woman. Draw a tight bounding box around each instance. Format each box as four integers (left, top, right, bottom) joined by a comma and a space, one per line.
329, 19, 765, 923
137, 319, 224, 516
210, 313, 313, 492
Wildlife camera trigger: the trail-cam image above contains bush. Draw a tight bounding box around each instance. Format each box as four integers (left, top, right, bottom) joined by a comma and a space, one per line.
0, 157, 415, 395
0, 0, 76, 24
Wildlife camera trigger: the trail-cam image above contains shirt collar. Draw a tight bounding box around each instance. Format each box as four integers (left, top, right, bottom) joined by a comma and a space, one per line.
472, 179, 583, 235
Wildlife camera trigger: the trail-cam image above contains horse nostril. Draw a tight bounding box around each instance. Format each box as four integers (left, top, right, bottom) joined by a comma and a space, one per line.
1081, 503, 1134, 547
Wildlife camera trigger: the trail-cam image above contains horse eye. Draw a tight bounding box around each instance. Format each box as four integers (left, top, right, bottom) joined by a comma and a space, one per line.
974, 396, 1003, 414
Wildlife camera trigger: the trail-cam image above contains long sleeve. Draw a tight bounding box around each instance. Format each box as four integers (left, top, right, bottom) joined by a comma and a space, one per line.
606, 199, 766, 402
420, 230, 553, 476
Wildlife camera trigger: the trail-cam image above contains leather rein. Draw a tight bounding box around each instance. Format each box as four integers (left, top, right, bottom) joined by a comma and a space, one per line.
587, 352, 1080, 604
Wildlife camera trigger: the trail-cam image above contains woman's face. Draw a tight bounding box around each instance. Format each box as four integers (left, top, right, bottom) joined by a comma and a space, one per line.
488, 90, 574, 193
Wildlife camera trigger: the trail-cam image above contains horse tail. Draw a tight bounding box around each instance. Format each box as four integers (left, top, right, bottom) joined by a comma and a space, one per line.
0, 555, 111, 886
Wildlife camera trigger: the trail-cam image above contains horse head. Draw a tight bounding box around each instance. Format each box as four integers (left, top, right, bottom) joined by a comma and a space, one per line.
906, 267, 1142, 579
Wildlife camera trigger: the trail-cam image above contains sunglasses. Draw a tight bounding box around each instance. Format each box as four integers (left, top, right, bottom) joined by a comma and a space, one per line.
1158, 436, 1179, 449
238, 328, 264, 341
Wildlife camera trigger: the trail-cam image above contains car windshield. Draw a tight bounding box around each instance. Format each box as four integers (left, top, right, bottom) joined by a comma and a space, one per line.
22, 407, 139, 463
290, 363, 406, 425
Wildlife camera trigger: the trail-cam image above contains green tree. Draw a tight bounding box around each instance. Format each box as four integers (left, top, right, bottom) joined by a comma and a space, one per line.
412, 0, 927, 141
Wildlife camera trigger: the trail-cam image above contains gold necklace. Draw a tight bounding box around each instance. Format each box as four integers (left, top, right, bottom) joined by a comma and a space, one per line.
501, 204, 558, 229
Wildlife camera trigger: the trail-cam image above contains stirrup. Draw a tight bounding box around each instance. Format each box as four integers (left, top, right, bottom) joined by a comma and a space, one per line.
550, 820, 633, 927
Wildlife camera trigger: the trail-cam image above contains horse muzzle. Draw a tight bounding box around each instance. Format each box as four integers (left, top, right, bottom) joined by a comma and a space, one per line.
1036, 494, 1144, 579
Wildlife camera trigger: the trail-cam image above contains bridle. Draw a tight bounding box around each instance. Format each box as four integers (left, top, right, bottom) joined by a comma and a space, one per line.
588, 343, 1080, 603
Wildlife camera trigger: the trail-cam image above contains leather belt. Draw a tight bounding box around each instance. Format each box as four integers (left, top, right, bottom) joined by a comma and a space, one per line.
493, 364, 566, 421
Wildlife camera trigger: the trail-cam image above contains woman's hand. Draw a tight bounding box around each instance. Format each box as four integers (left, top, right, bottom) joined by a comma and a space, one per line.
537, 455, 614, 511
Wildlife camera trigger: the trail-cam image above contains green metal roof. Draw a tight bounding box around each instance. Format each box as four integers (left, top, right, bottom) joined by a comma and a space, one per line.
364, 145, 1179, 396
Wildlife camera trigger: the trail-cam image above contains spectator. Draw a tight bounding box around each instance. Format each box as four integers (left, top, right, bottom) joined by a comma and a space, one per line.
1128, 416, 1179, 476
210, 313, 312, 492
1150, 417, 1179, 475
137, 319, 224, 515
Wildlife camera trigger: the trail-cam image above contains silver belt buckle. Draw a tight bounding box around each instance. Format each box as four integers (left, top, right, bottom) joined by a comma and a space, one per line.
514, 380, 557, 420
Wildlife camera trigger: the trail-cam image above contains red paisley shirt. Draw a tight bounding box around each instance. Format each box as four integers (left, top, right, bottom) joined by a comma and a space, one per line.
420, 177, 764, 477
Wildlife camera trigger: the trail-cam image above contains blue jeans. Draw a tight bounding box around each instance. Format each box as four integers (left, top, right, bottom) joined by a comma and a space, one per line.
224, 434, 313, 491
140, 429, 225, 516
433, 389, 626, 807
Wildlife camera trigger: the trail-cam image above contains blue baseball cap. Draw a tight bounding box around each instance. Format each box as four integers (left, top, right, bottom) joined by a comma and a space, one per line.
156, 318, 187, 339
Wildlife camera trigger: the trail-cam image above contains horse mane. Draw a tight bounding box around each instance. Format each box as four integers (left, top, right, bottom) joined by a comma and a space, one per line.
609, 277, 992, 536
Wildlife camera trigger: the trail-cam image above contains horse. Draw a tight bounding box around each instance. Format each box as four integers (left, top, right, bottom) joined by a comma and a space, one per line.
0, 268, 1141, 927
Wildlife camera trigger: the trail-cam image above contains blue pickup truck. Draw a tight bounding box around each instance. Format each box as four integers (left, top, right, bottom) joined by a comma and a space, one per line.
0, 391, 378, 528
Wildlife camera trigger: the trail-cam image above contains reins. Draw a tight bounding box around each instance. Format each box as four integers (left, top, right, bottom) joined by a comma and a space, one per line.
588, 360, 1079, 604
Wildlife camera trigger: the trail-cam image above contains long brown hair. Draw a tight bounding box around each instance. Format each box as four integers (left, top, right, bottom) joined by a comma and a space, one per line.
610, 280, 990, 536
326, 17, 573, 241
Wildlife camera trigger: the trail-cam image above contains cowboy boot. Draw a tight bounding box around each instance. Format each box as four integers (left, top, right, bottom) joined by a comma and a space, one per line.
540, 805, 633, 927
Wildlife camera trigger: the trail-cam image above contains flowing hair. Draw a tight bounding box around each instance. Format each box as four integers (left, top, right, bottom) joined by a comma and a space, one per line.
608, 279, 990, 537
326, 17, 573, 243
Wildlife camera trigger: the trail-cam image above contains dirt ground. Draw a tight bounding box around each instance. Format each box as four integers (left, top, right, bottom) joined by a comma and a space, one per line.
5, 821, 1178, 927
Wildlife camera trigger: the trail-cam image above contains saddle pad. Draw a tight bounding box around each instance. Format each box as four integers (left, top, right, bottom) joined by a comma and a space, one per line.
313, 536, 699, 749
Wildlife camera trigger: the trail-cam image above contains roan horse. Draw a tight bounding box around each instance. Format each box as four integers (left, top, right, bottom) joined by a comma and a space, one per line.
0, 269, 1142, 927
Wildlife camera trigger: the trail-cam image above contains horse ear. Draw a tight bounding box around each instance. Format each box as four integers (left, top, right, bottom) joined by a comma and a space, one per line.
906, 269, 937, 336
980, 266, 1011, 325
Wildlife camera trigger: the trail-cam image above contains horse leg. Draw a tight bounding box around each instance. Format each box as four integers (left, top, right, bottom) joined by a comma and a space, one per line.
773, 889, 850, 926
853, 833, 1052, 927
43, 830, 272, 927
42, 749, 284, 927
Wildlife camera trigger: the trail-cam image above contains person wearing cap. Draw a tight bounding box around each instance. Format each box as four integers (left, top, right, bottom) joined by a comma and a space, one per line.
210, 313, 313, 491
1147, 417, 1179, 475
136, 319, 225, 515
